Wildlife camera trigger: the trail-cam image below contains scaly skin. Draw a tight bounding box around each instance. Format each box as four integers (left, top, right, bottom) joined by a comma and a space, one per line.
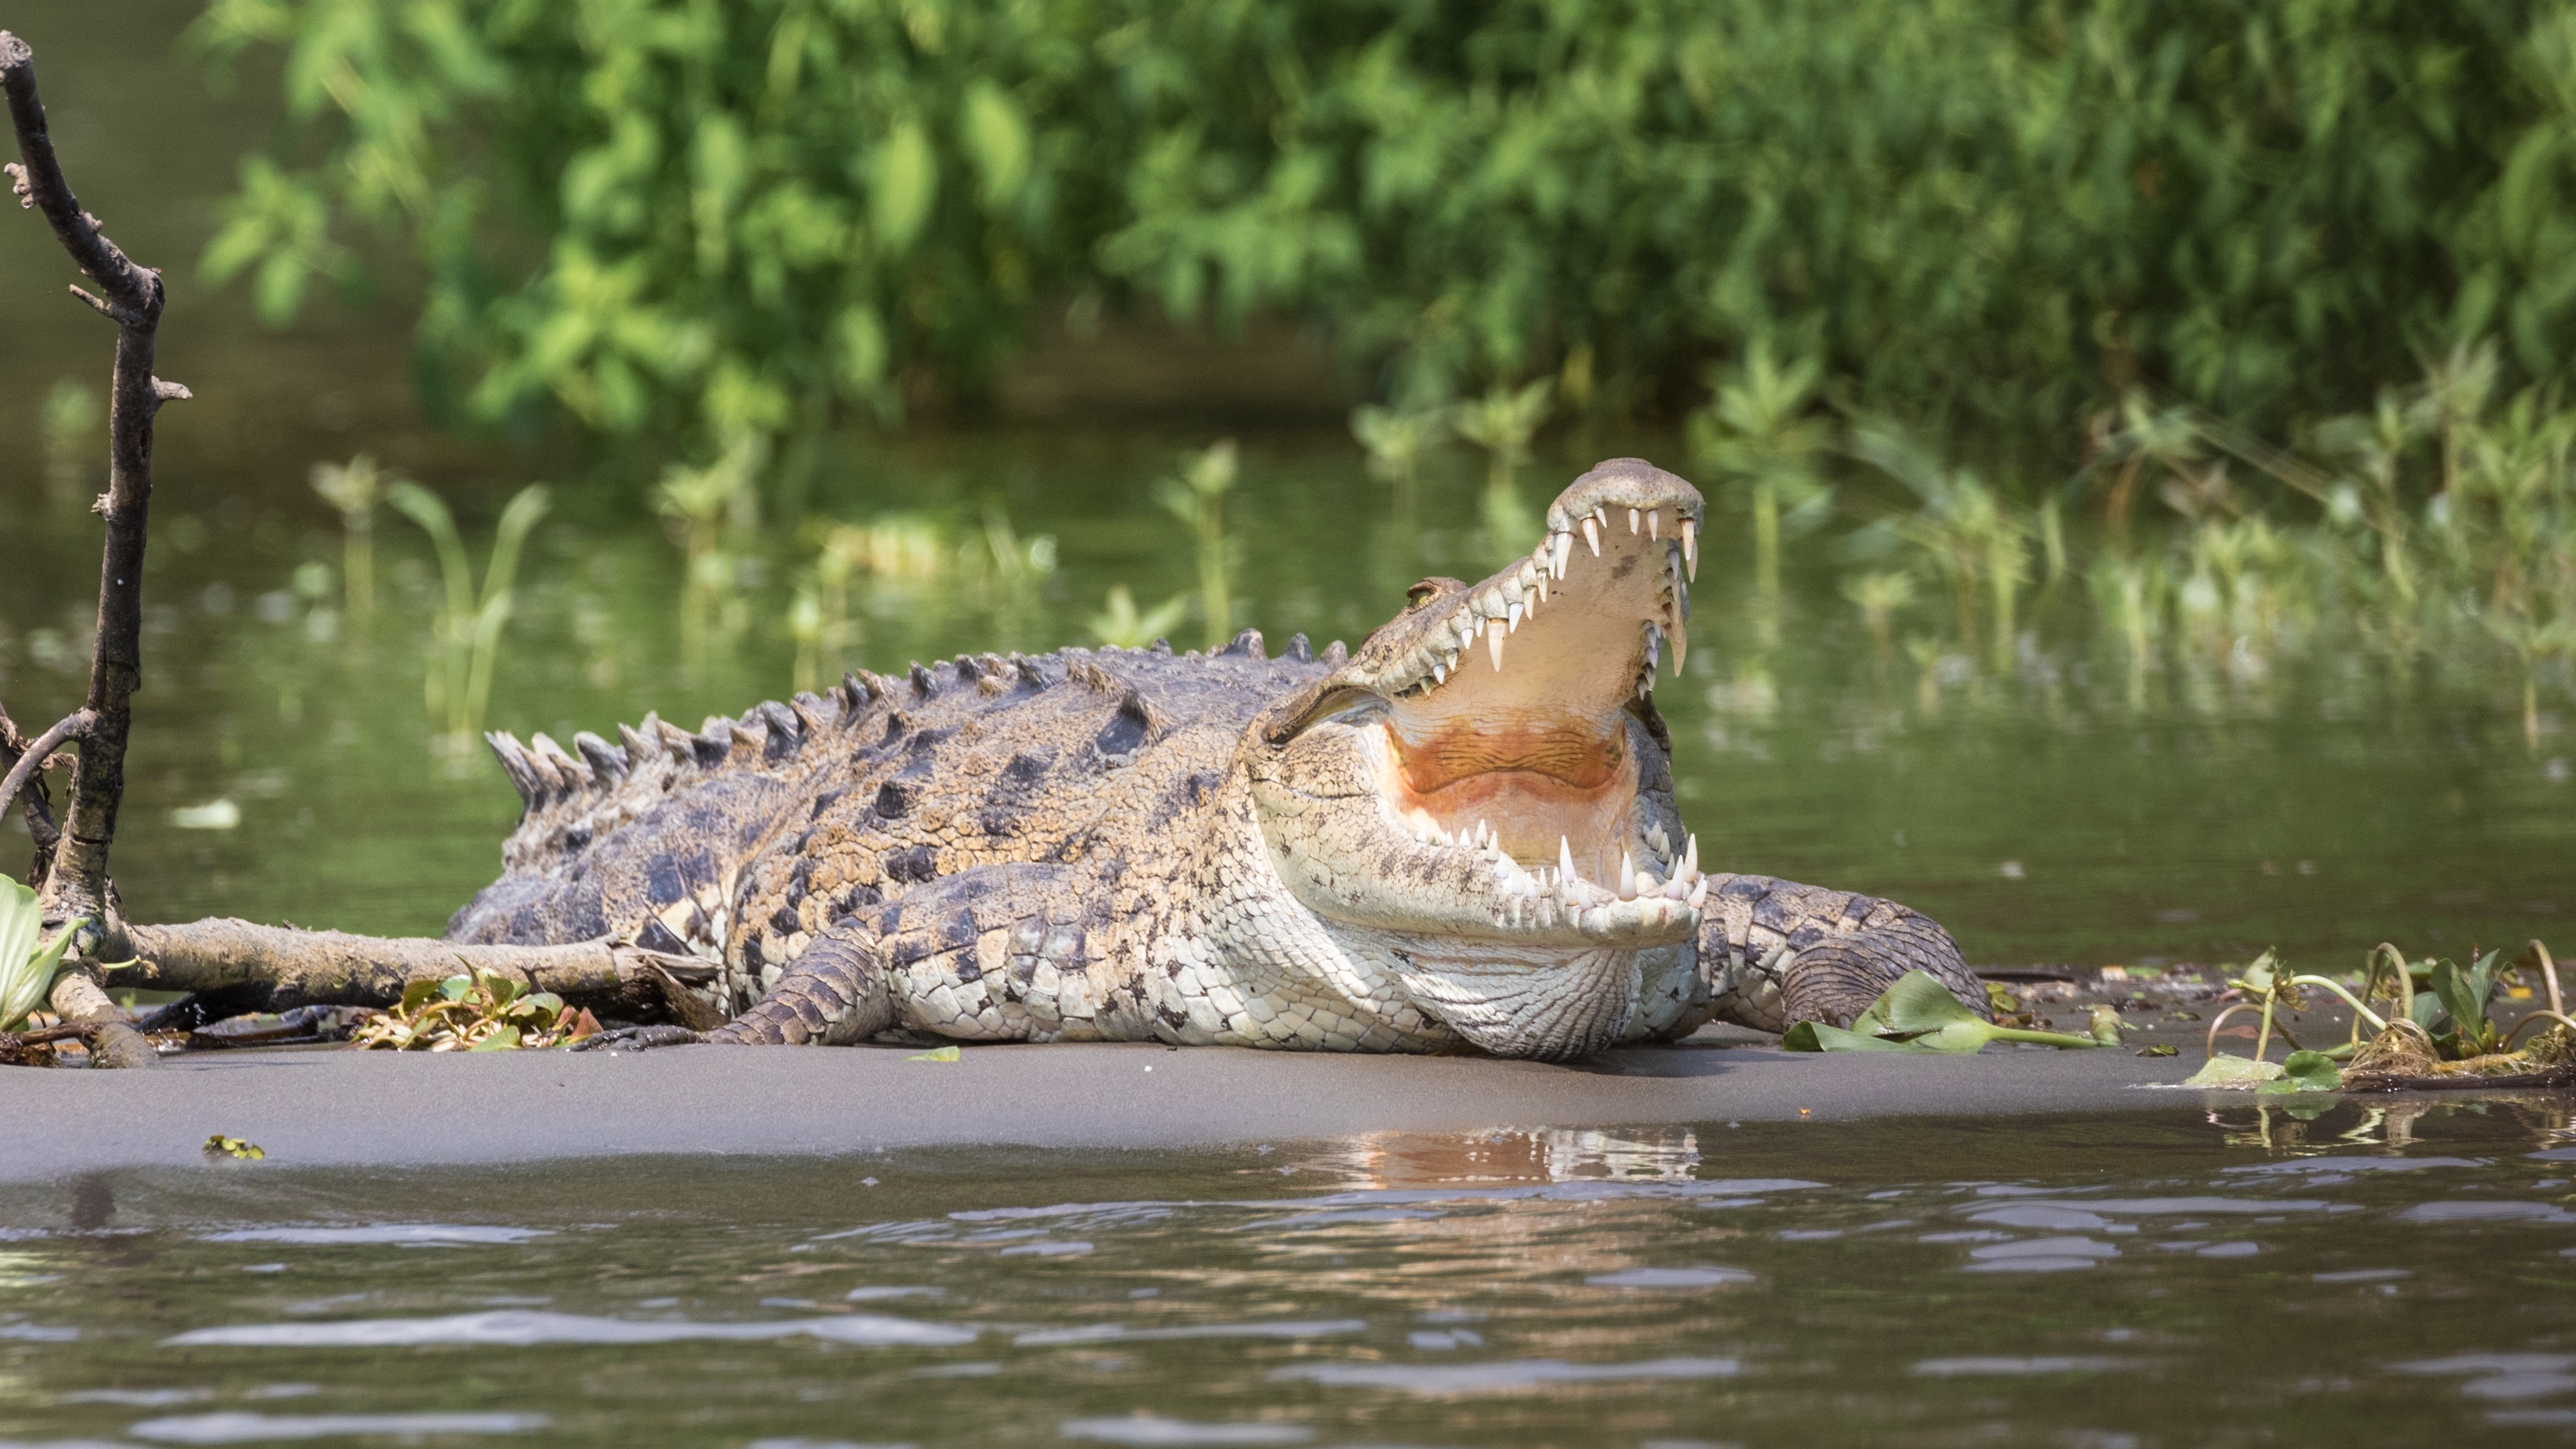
451, 459, 1989, 1059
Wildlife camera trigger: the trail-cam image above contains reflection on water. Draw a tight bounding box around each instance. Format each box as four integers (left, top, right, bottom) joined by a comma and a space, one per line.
1, 1104, 2572, 1446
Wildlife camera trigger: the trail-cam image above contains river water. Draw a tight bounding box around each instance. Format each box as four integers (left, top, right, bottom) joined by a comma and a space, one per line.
1, 1103, 2573, 1446
4, 3, 2575, 1443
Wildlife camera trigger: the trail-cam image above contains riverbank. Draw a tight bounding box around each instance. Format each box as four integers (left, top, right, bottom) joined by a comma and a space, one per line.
3, 1028, 2211, 1181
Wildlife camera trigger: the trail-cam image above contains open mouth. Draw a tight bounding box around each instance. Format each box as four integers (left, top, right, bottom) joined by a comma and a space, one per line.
1262, 458, 1710, 945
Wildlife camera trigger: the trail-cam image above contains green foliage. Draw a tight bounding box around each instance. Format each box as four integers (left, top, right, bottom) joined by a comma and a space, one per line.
350, 967, 594, 1051
195, 0, 2576, 458
0, 879, 86, 1033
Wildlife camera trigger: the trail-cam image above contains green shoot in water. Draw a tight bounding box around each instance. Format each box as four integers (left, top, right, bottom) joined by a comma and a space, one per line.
387, 481, 551, 746
310, 453, 387, 619
1156, 440, 1240, 649
1452, 381, 1552, 566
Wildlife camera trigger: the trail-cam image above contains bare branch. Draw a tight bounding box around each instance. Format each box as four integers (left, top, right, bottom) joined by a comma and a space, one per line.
0, 32, 162, 318
0, 708, 91, 827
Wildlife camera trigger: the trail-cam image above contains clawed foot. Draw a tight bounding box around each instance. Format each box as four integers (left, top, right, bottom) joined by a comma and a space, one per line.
569, 1024, 706, 1052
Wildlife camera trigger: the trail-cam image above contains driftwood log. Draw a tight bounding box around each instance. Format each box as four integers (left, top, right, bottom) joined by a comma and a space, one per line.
118, 921, 726, 1028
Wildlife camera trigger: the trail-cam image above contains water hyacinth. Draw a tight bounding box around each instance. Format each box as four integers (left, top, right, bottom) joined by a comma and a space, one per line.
0, 877, 85, 1032
350, 968, 598, 1051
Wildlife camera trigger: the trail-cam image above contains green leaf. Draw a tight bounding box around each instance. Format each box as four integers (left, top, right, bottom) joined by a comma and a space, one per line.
1782, 1020, 1921, 1052
2088, 1005, 2125, 1045
2232, 949, 2281, 995
2255, 1049, 2343, 1095
2429, 959, 2484, 1037
0, 878, 87, 1031
906, 1044, 961, 1062
960, 82, 1030, 209
870, 119, 937, 252
439, 973, 472, 1001
470, 1024, 523, 1051
2181, 1053, 2286, 1089
1857, 969, 1986, 1036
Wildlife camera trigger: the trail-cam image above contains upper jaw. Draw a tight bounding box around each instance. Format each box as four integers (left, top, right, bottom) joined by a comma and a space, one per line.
1344, 457, 1702, 704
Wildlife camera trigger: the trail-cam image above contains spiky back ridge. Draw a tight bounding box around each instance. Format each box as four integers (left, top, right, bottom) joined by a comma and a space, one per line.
480, 630, 1336, 881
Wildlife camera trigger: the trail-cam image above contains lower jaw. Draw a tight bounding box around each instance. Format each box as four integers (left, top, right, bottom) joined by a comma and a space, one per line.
1333, 927, 1693, 1061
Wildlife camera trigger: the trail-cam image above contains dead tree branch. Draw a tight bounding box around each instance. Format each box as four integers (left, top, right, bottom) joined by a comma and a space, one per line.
0, 705, 68, 881
5, 30, 186, 1068
121, 920, 722, 1024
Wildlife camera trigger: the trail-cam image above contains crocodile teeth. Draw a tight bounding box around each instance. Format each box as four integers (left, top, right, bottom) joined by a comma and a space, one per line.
1628, 507, 1641, 534
1669, 613, 1687, 673
1648, 508, 1660, 541
1686, 833, 1699, 877
1507, 598, 1523, 631
1487, 622, 1505, 671
1681, 518, 1698, 578
1619, 850, 1636, 899
1688, 875, 1709, 909
1552, 531, 1573, 578
1580, 517, 1602, 556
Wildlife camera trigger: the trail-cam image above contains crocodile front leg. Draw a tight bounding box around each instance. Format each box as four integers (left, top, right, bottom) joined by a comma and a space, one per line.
1696, 873, 1987, 1033
574, 920, 893, 1049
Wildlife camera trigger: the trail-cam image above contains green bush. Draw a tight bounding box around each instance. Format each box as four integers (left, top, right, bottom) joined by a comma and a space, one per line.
195, 0, 2576, 458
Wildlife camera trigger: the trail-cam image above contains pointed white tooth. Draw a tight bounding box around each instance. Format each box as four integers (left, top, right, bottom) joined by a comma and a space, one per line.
1487, 623, 1505, 671
1670, 614, 1688, 674
1664, 877, 1688, 900
1681, 517, 1698, 578
1688, 876, 1709, 909
1593, 505, 1608, 527
1552, 531, 1572, 578
1686, 834, 1699, 877
1648, 508, 1660, 541
1507, 599, 1523, 631
1559, 836, 1576, 884
1627, 507, 1640, 534
1581, 517, 1601, 556
1433, 662, 1447, 685
1619, 851, 1636, 900
1534, 572, 1548, 603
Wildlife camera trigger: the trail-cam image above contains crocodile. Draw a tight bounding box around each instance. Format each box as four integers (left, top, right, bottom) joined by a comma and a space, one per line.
453, 458, 1988, 1059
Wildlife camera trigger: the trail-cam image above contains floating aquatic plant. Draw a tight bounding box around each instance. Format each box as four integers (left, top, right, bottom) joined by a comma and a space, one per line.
2190, 941, 2574, 1092
1782, 970, 2110, 1053
350, 967, 597, 1051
